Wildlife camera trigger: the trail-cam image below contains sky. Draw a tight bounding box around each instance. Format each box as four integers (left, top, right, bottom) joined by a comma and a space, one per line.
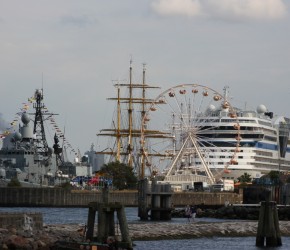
0, 0, 290, 159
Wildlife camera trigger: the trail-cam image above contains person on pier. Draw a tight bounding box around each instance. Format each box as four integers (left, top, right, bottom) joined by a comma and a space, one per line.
185, 205, 191, 222
190, 205, 196, 222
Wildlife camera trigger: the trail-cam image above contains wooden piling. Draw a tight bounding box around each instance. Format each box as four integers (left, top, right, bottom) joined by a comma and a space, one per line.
138, 179, 150, 220
86, 203, 97, 240
117, 205, 133, 250
138, 179, 173, 221
96, 203, 106, 243
256, 201, 282, 247
86, 185, 133, 249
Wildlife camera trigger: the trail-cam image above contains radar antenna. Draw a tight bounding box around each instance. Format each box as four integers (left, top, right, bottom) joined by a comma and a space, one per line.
32, 88, 57, 161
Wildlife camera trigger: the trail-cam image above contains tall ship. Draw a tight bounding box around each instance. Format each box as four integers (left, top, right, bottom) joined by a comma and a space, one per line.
0, 89, 78, 186
140, 84, 290, 184
96, 61, 160, 179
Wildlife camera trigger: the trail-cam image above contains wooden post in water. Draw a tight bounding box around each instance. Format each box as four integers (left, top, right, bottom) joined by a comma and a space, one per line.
86, 184, 133, 249
138, 179, 150, 220
86, 203, 97, 240
256, 201, 282, 247
117, 205, 133, 249
151, 181, 161, 220
138, 178, 173, 221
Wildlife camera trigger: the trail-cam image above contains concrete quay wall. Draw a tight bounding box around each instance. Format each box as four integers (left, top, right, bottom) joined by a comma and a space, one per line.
0, 188, 242, 207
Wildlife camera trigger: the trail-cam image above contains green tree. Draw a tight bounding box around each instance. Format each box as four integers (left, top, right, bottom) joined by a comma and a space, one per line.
7, 177, 21, 187
100, 161, 138, 190
268, 170, 280, 185
237, 172, 252, 183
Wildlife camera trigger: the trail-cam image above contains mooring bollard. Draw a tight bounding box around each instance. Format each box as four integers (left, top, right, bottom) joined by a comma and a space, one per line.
256, 201, 282, 247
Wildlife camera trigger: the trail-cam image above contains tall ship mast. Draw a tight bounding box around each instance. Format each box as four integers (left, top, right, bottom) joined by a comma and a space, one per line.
96, 61, 160, 177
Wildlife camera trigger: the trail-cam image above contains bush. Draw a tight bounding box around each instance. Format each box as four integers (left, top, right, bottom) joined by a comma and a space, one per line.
7, 177, 21, 187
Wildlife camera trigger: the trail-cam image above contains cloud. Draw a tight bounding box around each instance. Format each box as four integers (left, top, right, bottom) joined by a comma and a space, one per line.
207, 0, 287, 20
151, 0, 288, 20
151, 0, 203, 17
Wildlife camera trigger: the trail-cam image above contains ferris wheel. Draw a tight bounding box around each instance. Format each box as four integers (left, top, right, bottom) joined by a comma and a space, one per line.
140, 84, 241, 183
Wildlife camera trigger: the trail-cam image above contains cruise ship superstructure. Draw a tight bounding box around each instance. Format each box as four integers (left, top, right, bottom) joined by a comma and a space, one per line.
140, 84, 290, 183
222, 104, 290, 180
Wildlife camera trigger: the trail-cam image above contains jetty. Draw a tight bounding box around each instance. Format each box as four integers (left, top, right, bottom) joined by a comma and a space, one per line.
138, 179, 172, 220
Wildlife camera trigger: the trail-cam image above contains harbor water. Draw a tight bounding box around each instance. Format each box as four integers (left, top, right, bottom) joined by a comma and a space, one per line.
1, 207, 290, 249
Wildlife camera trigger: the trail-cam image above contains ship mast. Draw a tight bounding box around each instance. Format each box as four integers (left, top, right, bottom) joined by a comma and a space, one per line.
116, 86, 121, 161
127, 59, 134, 167
32, 88, 57, 163
96, 62, 160, 176
140, 63, 146, 179
33, 89, 49, 155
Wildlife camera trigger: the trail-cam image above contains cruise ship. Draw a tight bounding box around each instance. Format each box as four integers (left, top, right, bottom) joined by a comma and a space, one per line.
140, 84, 290, 184
222, 104, 289, 180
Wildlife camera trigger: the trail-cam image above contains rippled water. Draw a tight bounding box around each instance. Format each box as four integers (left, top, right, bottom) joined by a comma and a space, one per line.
134, 237, 290, 250
0, 207, 234, 224
1, 207, 290, 249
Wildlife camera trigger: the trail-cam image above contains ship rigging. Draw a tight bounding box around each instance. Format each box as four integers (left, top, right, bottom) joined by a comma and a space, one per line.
96, 61, 162, 178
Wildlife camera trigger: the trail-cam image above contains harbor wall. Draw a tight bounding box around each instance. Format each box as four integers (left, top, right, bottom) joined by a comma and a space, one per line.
0, 188, 243, 207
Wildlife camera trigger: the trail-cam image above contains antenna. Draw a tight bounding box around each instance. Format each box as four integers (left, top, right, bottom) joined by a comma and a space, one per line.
41, 72, 44, 95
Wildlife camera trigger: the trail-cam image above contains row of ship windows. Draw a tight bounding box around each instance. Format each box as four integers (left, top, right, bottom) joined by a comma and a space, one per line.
202, 119, 258, 123
255, 151, 273, 157
200, 133, 277, 142
209, 155, 244, 158
255, 157, 290, 166
197, 157, 287, 164
198, 119, 274, 129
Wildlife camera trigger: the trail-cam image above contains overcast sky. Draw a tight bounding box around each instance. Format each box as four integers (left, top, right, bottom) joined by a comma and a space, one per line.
1, 0, 290, 158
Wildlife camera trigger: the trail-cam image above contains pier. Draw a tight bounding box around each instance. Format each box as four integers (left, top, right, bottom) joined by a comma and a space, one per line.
138, 179, 172, 220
